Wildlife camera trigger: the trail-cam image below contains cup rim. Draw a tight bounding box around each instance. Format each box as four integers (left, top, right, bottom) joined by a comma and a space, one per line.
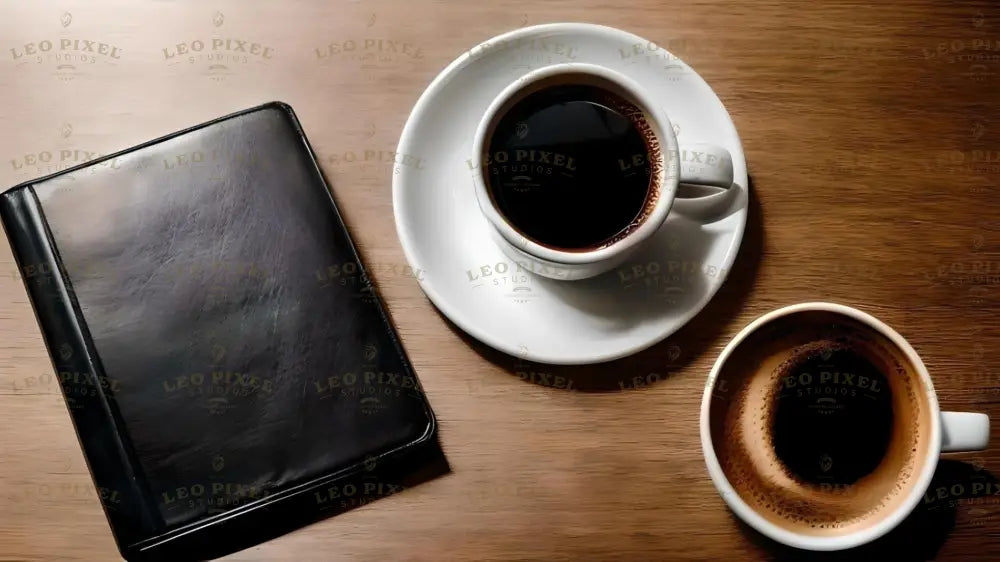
699, 301, 943, 551
471, 61, 680, 266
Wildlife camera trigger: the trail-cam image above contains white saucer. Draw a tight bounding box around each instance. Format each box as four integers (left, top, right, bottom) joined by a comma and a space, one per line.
393, 23, 748, 365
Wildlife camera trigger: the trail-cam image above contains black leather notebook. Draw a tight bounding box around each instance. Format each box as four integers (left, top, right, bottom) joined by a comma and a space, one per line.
0, 102, 438, 561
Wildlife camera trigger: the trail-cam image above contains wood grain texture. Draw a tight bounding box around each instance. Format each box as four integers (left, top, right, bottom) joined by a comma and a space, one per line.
1, 0, 998, 560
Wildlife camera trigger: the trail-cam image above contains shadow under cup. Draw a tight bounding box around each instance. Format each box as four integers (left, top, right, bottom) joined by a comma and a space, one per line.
706, 310, 934, 537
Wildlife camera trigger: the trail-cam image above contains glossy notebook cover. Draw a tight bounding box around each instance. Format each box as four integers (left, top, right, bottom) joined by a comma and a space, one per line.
0, 102, 437, 561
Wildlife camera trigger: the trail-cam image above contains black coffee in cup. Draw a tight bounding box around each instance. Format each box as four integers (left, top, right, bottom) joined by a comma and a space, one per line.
482, 77, 661, 251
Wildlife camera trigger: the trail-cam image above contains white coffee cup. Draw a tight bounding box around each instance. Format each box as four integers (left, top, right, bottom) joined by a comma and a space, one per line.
700, 302, 990, 551
471, 62, 734, 281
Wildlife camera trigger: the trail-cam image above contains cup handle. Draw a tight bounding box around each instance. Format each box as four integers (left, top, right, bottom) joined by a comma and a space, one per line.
676, 142, 734, 189
941, 411, 990, 452
670, 142, 736, 220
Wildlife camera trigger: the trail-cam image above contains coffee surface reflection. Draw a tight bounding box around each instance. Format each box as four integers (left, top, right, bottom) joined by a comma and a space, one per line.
484, 81, 656, 251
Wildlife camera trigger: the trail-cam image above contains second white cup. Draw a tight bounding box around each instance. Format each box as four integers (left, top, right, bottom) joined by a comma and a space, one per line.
701, 302, 990, 551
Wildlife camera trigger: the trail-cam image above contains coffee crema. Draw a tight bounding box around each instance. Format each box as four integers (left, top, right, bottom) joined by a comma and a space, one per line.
482, 76, 661, 251
708, 311, 931, 536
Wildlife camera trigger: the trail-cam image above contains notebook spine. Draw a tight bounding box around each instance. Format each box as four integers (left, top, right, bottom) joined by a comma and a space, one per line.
0, 184, 160, 554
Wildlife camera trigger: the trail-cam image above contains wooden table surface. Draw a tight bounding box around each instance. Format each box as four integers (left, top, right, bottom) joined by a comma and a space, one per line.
1, 0, 999, 560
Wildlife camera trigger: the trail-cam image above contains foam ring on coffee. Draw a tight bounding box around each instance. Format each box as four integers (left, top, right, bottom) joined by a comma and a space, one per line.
708, 311, 932, 536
